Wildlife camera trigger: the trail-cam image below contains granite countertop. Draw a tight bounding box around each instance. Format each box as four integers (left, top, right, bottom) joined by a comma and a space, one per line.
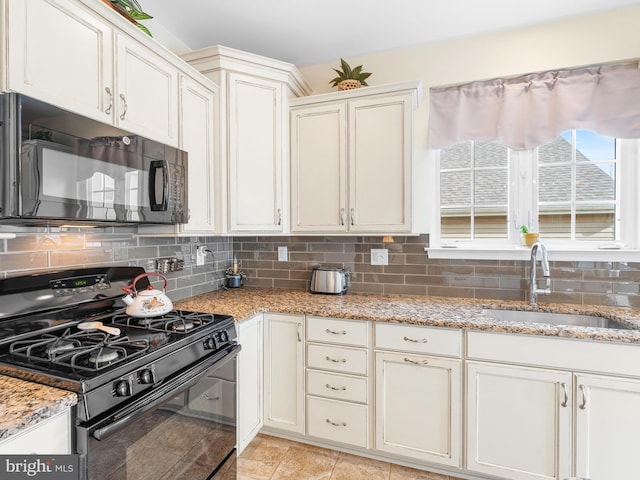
176, 287, 640, 344
0, 375, 78, 442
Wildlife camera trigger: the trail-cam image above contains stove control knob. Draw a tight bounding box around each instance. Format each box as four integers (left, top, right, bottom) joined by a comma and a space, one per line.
138, 368, 155, 385
203, 336, 216, 350
114, 379, 132, 397
217, 331, 229, 343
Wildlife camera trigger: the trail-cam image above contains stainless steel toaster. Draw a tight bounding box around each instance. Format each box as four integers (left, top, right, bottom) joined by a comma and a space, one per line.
309, 267, 349, 295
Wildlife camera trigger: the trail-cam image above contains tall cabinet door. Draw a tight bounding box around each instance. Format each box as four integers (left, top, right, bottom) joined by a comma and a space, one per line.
290, 103, 347, 232
263, 313, 305, 434
115, 34, 179, 146
575, 373, 640, 480
6, 0, 114, 122
348, 93, 413, 233
228, 73, 284, 232
179, 75, 217, 233
375, 351, 462, 467
466, 362, 572, 480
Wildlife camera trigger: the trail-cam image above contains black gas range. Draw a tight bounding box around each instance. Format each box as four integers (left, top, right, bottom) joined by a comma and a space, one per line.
0, 266, 239, 480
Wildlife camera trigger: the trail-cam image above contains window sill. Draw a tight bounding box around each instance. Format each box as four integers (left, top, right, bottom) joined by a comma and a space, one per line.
426, 246, 640, 262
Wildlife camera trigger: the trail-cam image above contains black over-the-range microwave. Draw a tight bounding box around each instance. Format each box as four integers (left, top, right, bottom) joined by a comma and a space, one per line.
0, 93, 188, 226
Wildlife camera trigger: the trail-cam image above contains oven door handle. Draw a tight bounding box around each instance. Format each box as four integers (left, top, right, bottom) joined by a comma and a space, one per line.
91, 344, 240, 441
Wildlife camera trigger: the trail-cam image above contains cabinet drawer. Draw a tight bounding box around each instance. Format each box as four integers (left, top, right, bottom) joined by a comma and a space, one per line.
307, 370, 367, 403
307, 344, 367, 375
306, 316, 369, 347
307, 396, 368, 448
375, 323, 462, 357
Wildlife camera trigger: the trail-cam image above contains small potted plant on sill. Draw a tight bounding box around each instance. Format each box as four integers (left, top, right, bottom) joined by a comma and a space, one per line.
520, 225, 540, 247
329, 58, 372, 91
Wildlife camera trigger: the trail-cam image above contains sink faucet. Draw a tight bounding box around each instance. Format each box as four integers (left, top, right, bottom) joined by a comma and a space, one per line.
529, 241, 551, 307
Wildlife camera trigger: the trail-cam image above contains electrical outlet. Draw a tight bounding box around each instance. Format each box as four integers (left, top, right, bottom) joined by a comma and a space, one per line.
371, 248, 388, 266
196, 245, 208, 266
278, 246, 288, 261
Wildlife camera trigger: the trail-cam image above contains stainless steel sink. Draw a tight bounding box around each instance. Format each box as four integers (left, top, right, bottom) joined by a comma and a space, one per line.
482, 308, 633, 330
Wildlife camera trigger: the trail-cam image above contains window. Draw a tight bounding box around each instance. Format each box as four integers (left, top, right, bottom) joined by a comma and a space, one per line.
438, 129, 634, 250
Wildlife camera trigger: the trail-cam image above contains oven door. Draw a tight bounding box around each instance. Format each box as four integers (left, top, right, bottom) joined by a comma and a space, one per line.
77, 344, 240, 480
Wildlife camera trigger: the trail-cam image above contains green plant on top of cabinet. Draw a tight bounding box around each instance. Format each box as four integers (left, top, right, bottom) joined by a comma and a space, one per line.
290, 81, 421, 234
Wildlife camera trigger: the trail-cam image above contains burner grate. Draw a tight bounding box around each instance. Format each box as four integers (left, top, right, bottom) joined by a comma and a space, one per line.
111, 310, 217, 334
8, 328, 150, 372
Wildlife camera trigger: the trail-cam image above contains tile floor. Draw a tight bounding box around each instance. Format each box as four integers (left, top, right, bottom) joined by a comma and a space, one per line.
237, 434, 465, 480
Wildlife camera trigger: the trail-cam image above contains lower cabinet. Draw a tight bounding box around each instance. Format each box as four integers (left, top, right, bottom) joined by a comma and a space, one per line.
0, 409, 71, 454
263, 313, 305, 434
305, 316, 369, 449
466, 361, 572, 480
237, 314, 263, 453
574, 373, 640, 479
374, 322, 462, 469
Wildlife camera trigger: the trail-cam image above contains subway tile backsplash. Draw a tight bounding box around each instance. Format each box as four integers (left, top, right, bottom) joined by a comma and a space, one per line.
1, 230, 639, 308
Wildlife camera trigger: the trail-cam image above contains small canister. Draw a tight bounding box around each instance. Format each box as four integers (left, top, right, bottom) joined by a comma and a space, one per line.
226, 274, 242, 288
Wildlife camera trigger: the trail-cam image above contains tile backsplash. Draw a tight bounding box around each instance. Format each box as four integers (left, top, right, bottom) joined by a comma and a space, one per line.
1, 230, 639, 308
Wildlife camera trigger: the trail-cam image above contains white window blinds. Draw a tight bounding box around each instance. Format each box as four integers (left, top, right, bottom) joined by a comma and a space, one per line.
428, 62, 640, 150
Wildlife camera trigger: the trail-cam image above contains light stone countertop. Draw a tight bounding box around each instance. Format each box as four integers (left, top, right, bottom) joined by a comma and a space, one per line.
0, 375, 78, 442
176, 287, 640, 344
4, 287, 639, 444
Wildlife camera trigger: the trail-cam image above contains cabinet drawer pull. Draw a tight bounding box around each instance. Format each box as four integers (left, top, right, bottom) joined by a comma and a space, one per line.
325, 328, 347, 335
276, 208, 282, 226
579, 384, 587, 410
325, 383, 346, 391
350, 208, 356, 226
404, 336, 428, 343
325, 356, 347, 363
560, 382, 569, 407
203, 394, 220, 401
104, 87, 113, 115
326, 418, 347, 427
297, 323, 302, 342
119, 93, 128, 120
339, 208, 345, 226
404, 357, 429, 365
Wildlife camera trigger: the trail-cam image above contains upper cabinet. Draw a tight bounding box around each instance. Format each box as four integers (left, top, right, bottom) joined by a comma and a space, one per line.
3, 0, 180, 147
290, 82, 421, 234
183, 46, 311, 234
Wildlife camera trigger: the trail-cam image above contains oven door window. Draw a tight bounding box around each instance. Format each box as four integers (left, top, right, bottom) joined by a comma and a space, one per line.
88, 359, 236, 480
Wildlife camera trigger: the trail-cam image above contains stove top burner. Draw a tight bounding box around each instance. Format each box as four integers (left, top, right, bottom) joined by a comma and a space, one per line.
8, 328, 150, 372
111, 310, 219, 334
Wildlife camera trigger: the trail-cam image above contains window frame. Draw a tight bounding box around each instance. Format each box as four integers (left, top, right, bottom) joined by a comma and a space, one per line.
427, 136, 640, 262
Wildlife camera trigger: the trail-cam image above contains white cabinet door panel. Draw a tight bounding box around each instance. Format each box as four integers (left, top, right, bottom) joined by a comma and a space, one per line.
7, 0, 113, 122
575, 373, 640, 480
466, 361, 571, 480
237, 315, 263, 453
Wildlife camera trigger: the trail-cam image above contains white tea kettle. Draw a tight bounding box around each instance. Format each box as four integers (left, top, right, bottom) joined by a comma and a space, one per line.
122, 272, 173, 318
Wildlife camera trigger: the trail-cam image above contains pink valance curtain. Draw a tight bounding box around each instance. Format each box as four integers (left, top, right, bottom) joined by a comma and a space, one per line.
428, 62, 640, 150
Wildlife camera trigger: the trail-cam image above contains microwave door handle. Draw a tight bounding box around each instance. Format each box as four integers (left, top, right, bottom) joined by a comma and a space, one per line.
149, 160, 168, 211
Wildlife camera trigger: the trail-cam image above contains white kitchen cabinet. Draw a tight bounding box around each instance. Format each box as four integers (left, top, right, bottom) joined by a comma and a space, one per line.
0, 409, 71, 454
306, 316, 370, 449
263, 313, 305, 434
237, 314, 263, 453
290, 82, 421, 234
183, 45, 311, 234
5, 0, 114, 123
374, 323, 462, 468
4, 0, 179, 146
227, 73, 284, 232
113, 34, 178, 146
466, 361, 572, 480
574, 373, 640, 480
466, 330, 640, 480
177, 74, 218, 233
